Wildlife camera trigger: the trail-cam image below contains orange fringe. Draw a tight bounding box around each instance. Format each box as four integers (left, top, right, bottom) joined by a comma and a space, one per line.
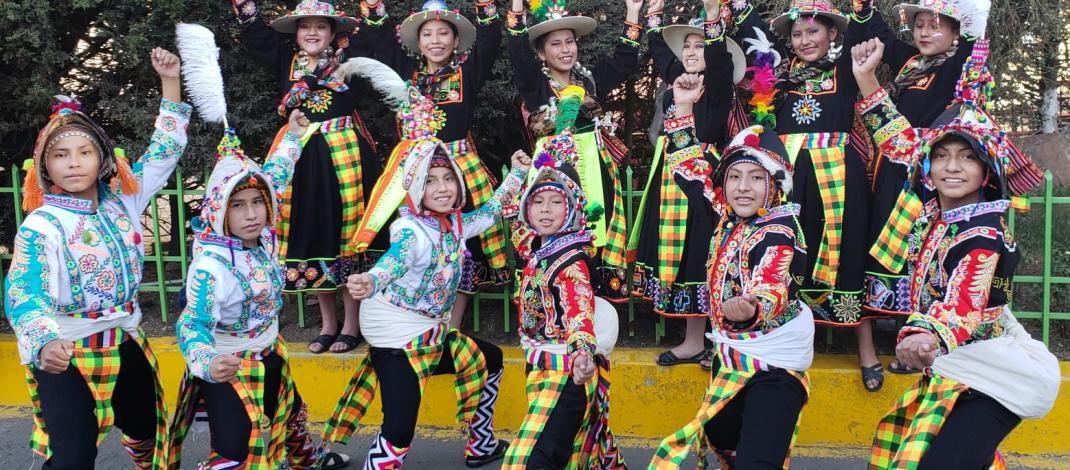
21, 165, 44, 212
111, 154, 140, 196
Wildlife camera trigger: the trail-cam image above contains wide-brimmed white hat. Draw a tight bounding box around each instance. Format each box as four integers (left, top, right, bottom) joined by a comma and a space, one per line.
770, 0, 849, 38
662, 19, 747, 84
271, 0, 358, 34
527, 0, 597, 44
398, 0, 478, 54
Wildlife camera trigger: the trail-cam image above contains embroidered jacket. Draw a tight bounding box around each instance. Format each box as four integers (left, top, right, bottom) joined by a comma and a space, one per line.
362, 2, 501, 143
666, 119, 807, 371
5, 99, 192, 365
859, 90, 1018, 354
513, 225, 598, 371
366, 168, 526, 318
176, 133, 303, 382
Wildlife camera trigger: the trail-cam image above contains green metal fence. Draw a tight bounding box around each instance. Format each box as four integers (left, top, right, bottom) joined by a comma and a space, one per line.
1, 165, 1067, 345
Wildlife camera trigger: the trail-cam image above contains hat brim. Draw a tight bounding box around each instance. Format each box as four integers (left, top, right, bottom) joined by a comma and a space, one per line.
770, 11, 849, 38
891, 4, 963, 27
399, 10, 478, 54
528, 16, 598, 44
271, 14, 359, 34
663, 25, 747, 85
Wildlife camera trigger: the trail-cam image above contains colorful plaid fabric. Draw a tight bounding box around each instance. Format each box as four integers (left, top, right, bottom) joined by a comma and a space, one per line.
321, 355, 378, 446
25, 329, 167, 468
277, 118, 365, 259
503, 360, 624, 469
651, 355, 810, 469
806, 143, 847, 287
657, 144, 689, 284
167, 339, 309, 469
452, 141, 508, 269
599, 141, 629, 270
870, 188, 923, 274
501, 369, 570, 468
869, 373, 968, 469
322, 326, 489, 447
120, 435, 156, 470
651, 366, 754, 468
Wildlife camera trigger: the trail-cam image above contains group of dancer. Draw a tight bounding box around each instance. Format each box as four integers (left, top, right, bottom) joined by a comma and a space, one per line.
4, 0, 1063, 469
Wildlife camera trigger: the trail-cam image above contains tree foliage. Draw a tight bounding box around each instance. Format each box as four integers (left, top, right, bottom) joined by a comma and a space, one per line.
0, 0, 1056, 171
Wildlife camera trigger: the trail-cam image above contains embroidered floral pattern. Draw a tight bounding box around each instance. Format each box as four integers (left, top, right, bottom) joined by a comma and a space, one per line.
792, 95, 822, 125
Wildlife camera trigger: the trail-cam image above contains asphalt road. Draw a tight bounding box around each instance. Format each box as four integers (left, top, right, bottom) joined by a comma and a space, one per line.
0, 417, 1044, 469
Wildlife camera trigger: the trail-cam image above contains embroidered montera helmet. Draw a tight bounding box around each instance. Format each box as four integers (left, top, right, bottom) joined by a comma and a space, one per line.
713, 125, 794, 212
22, 95, 140, 212
920, 40, 1043, 200
519, 130, 602, 235
196, 130, 283, 239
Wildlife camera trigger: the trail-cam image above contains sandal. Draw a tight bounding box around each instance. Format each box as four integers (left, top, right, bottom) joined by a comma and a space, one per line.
465, 439, 509, 468
861, 363, 885, 392
656, 349, 708, 366
330, 334, 362, 353
888, 360, 921, 374
700, 354, 714, 371
308, 334, 337, 355
321, 451, 351, 469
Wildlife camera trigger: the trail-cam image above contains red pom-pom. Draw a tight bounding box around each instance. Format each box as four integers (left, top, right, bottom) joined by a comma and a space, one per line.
744, 133, 760, 148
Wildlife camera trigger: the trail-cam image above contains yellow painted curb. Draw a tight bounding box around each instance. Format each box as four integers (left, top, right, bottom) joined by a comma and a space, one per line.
0, 336, 1067, 456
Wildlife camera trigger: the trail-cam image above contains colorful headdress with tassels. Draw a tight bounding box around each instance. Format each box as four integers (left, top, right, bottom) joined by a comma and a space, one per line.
197, 130, 281, 238
869, 39, 1043, 275
21, 95, 140, 212
921, 40, 1043, 200
713, 125, 794, 215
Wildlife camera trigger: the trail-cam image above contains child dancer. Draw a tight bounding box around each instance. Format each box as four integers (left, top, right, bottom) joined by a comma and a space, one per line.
167, 110, 349, 469
502, 129, 624, 469
322, 90, 530, 468
651, 76, 814, 469
5, 48, 189, 469
854, 38, 1058, 470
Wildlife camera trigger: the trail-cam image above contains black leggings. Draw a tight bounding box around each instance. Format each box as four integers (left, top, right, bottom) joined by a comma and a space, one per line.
917, 389, 1021, 470
525, 376, 588, 470
702, 364, 807, 469
34, 339, 158, 470
370, 335, 503, 448
195, 352, 301, 462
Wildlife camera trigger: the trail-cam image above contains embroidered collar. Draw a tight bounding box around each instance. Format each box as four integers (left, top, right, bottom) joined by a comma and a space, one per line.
43, 193, 95, 214
754, 203, 801, 224
940, 199, 1009, 223
532, 230, 591, 262
197, 230, 255, 251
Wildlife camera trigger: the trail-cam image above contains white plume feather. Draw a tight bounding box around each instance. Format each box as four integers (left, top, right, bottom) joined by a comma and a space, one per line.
175, 23, 227, 124
743, 27, 782, 67
335, 57, 408, 111
953, 0, 990, 38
